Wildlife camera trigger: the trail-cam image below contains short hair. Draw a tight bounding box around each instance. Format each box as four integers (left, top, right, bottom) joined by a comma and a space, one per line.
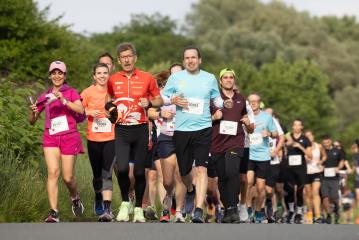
117, 42, 137, 56
169, 63, 184, 71
248, 92, 261, 101
293, 118, 303, 125
98, 52, 114, 63
92, 63, 109, 75
183, 46, 201, 59
322, 134, 331, 140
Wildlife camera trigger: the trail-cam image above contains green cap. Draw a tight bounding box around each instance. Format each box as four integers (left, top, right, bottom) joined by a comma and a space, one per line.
219, 68, 236, 79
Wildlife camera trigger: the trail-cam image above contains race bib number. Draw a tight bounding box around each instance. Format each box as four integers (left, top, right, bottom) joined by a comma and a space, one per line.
288, 155, 302, 166
49, 115, 69, 135
270, 157, 280, 165
182, 98, 204, 115
92, 118, 112, 133
219, 120, 238, 136
324, 167, 336, 177
249, 133, 263, 146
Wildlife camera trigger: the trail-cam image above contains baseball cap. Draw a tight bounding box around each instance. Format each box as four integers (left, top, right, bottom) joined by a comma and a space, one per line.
219, 68, 236, 79
49, 61, 67, 73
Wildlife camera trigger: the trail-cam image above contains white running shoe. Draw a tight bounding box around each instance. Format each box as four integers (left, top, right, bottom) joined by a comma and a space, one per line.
239, 204, 249, 222
133, 207, 146, 223
116, 201, 130, 222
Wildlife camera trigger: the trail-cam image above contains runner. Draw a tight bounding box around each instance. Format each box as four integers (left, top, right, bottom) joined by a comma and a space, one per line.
209, 68, 254, 223
321, 134, 345, 224
98, 53, 115, 74
304, 130, 327, 224
81, 63, 115, 221
246, 93, 278, 223
162, 46, 233, 223
284, 119, 311, 224
108, 42, 163, 222
29, 61, 85, 222
264, 108, 285, 223
351, 141, 359, 223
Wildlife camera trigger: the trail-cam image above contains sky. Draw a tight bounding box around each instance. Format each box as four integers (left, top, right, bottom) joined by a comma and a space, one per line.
35, 0, 359, 34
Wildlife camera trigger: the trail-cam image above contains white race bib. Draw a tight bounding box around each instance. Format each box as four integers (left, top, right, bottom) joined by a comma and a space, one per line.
219, 120, 238, 136
249, 133, 263, 146
49, 115, 69, 135
182, 98, 204, 115
324, 167, 336, 177
92, 118, 112, 133
270, 157, 280, 165
166, 117, 175, 131
288, 155, 302, 166
356, 167, 359, 175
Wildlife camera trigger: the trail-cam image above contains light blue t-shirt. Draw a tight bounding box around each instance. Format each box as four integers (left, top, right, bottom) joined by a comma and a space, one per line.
249, 111, 277, 161
162, 70, 220, 131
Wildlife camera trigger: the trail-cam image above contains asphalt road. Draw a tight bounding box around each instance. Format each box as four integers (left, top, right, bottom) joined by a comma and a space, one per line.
1, 223, 358, 240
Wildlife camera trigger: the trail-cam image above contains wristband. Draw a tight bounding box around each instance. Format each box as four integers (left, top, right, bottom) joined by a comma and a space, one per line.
62, 98, 68, 105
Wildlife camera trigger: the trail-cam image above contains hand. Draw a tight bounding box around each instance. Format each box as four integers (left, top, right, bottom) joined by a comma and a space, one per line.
262, 129, 270, 137
161, 109, 174, 119
139, 98, 150, 108
171, 95, 188, 108
53, 91, 64, 101
240, 115, 250, 125
86, 109, 101, 118
212, 109, 222, 121
223, 99, 233, 109
292, 142, 301, 148
30, 104, 39, 114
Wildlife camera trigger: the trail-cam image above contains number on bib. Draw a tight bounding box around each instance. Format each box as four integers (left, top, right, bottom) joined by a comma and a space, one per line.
49, 115, 69, 135
92, 118, 112, 133
219, 120, 238, 135
182, 98, 204, 115
288, 155, 302, 166
324, 167, 336, 177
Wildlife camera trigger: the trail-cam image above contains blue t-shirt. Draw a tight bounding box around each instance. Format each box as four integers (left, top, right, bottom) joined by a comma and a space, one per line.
162, 70, 220, 131
249, 111, 277, 161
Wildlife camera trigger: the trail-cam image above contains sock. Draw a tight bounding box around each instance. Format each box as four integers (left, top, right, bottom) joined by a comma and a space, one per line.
289, 203, 295, 212
104, 200, 111, 210
297, 206, 303, 215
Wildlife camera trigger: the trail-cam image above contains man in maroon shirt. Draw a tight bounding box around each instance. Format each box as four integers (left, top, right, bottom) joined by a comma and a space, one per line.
209, 68, 254, 223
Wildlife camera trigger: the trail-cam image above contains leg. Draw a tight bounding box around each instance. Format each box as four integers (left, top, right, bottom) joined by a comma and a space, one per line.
61, 154, 78, 198
44, 147, 61, 211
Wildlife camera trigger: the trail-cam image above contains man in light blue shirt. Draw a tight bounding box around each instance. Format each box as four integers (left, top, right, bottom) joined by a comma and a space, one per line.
162, 46, 232, 223
247, 93, 278, 223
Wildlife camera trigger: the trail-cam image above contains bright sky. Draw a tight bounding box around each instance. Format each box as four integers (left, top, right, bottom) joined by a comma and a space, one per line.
35, 0, 359, 34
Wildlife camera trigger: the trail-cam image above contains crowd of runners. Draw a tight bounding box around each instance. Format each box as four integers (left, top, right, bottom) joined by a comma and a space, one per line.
29, 42, 359, 224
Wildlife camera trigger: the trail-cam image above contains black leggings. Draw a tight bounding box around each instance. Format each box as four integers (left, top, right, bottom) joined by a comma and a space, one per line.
211, 149, 242, 209
114, 124, 148, 207
284, 167, 306, 208
87, 140, 115, 192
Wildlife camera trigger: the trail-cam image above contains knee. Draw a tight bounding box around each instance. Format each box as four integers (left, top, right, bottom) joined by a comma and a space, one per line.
196, 166, 207, 175
47, 168, 60, 180
63, 174, 75, 185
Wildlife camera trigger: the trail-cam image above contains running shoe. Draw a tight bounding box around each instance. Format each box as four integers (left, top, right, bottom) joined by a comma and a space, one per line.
133, 207, 146, 223
116, 201, 130, 222
175, 210, 186, 223
170, 197, 176, 216
325, 214, 332, 224
306, 212, 313, 224
184, 187, 196, 215
313, 217, 323, 224
215, 206, 224, 223
192, 207, 204, 223
94, 198, 104, 216
144, 205, 158, 221
286, 211, 295, 224
239, 204, 249, 223
160, 209, 170, 223
44, 209, 59, 223
275, 204, 284, 223
98, 208, 114, 222
255, 211, 265, 223
71, 196, 84, 217
222, 207, 240, 224
265, 199, 274, 223
294, 213, 303, 224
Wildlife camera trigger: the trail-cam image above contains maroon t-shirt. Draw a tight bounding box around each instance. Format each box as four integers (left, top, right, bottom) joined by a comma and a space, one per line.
210, 91, 247, 154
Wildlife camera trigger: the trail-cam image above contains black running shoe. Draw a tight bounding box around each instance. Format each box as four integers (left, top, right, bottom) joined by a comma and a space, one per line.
45, 209, 59, 223
192, 208, 204, 223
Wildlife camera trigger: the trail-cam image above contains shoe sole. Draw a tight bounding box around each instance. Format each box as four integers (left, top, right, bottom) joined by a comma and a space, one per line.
192, 218, 204, 223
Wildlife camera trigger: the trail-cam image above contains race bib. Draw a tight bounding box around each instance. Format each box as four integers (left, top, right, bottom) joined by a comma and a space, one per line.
166, 119, 175, 131
92, 118, 112, 133
182, 98, 204, 115
249, 133, 263, 146
324, 167, 336, 177
356, 167, 359, 175
288, 155, 302, 166
49, 115, 69, 135
270, 157, 280, 165
219, 120, 238, 136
